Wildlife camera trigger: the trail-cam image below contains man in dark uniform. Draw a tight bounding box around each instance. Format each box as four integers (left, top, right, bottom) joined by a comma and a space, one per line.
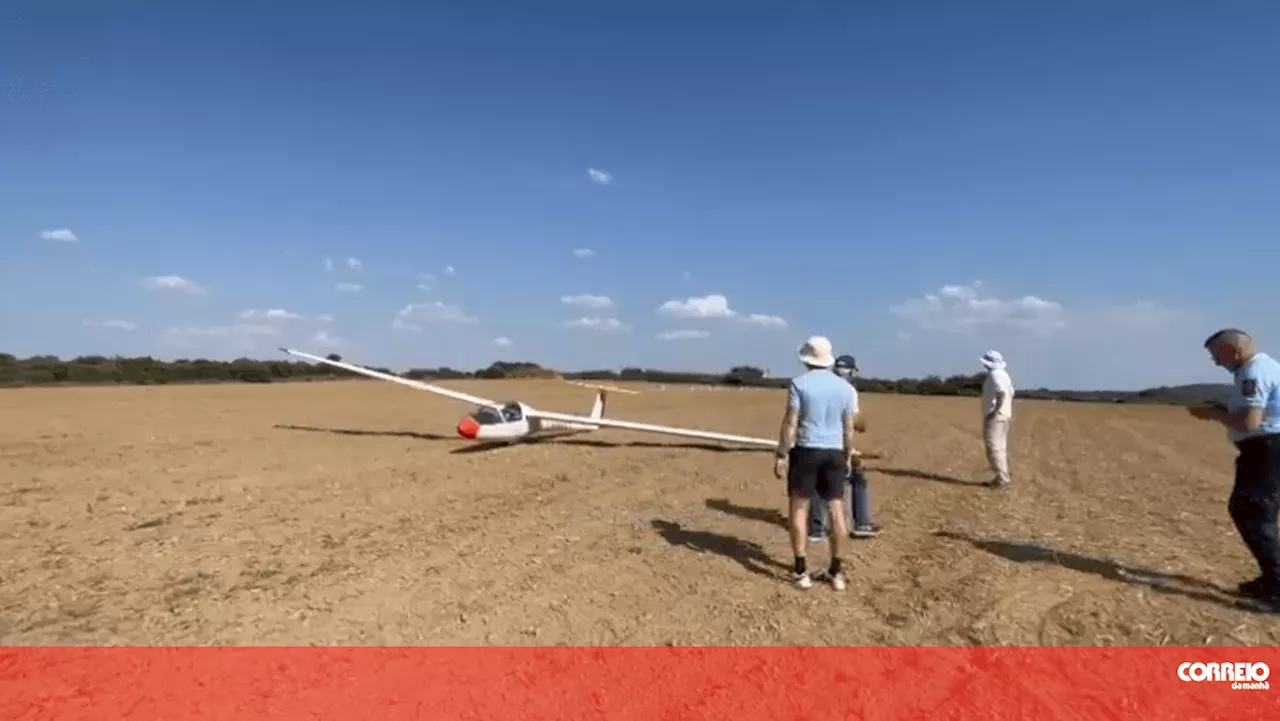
1190, 328, 1280, 601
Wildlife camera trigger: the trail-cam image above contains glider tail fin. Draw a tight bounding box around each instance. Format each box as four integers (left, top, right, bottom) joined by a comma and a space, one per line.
589, 391, 607, 420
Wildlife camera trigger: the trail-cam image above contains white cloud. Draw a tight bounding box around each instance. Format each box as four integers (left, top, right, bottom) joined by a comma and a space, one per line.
311, 330, 342, 347
392, 301, 478, 330
587, 168, 613, 185
146, 275, 206, 295
889, 281, 1193, 346
443, 265, 455, 276
743, 313, 788, 329
84, 319, 138, 331
494, 336, 513, 347
166, 324, 277, 337
346, 257, 362, 271
889, 281, 1066, 335
1101, 301, 1189, 330
237, 324, 280, 336
160, 323, 278, 353
657, 329, 709, 340
323, 257, 335, 273
573, 248, 596, 258
335, 282, 362, 293
41, 228, 78, 242
316, 314, 335, 323
564, 317, 627, 331
561, 293, 613, 309
238, 308, 304, 321
880, 281, 1201, 389
418, 272, 436, 283
656, 294, 785, 330
657, 294, 737, 319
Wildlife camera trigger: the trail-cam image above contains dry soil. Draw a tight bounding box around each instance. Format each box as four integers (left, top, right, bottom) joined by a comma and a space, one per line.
2, 380, 1277, 646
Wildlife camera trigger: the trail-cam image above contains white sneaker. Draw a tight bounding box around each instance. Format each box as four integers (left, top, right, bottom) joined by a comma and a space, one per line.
830, 573, 847, 591
807, 535, 826, 544
793, 572, 813, 589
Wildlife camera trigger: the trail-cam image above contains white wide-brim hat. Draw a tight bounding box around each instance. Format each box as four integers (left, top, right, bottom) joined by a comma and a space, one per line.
799, 336, 836, 368
980, 350, 1006, 370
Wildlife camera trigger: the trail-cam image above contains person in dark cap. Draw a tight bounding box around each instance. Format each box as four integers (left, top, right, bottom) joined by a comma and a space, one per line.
1189, 328, 1280, 602
808, 354, 882, 543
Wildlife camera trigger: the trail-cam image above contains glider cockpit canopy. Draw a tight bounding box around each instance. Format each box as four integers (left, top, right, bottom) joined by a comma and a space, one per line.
470, 402, 525, 425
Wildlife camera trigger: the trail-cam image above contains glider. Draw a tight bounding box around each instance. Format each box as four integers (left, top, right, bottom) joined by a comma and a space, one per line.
280, 348, 778, 448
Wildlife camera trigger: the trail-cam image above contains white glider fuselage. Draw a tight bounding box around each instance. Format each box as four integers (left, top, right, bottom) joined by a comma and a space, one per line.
456, 397, 605, 442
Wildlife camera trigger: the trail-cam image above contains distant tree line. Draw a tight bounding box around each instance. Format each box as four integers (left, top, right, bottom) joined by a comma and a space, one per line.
0, 352, 1228, 406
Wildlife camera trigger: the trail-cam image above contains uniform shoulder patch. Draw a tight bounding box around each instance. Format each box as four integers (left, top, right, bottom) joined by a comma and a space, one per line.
1241, 378, 1258, 398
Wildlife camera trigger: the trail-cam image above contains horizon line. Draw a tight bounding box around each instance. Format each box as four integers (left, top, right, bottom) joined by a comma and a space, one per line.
0, 349, 1229, 396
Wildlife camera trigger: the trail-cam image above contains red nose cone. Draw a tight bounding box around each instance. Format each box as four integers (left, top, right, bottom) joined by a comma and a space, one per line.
456, 417, 480, 440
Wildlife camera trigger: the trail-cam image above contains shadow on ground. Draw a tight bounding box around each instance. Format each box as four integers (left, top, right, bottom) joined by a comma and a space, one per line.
275, 423, 772, 455
451, 437, 773, 455
867, 467, 983, 486
551, 438, 771, 453
651, 519, 787, 579
935, 530, 1279, 614
273, 424, 451, 441
704, 498, 787, 529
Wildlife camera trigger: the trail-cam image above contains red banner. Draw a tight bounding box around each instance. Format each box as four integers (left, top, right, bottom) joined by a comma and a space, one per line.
2, 646, 1275, 720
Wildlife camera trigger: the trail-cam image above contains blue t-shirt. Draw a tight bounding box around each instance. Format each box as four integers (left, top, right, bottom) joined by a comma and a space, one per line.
788, 368, 855, 450
1227, 352, 1280, 443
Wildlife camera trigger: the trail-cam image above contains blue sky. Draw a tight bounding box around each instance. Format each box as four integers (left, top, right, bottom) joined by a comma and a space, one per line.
3, 1, 1278, 390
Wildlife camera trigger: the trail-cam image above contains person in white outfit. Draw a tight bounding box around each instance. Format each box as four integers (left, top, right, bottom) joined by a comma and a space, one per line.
980, 350, 1014, 489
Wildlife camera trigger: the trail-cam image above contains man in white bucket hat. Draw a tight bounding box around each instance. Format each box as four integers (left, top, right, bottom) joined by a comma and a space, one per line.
980, 350, 1015, 489
773, 335, 857, 590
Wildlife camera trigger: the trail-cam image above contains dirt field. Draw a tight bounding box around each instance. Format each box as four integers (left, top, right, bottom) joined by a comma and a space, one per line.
2, 379, 1277, 646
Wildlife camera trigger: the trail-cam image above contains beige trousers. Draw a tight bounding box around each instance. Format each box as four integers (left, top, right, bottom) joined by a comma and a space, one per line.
983, 416, 1011, 485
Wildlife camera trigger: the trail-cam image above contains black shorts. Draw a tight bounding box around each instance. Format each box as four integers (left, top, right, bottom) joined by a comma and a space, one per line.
787, 447, 848, 500
1233, 433, 1280, 502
